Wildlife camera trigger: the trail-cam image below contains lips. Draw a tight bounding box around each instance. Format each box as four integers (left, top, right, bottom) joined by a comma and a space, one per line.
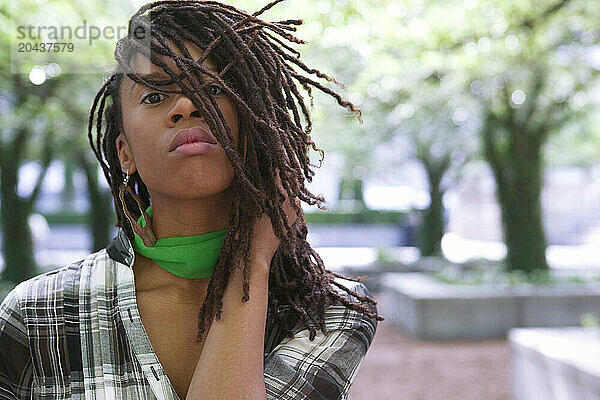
169, 126, 218, 152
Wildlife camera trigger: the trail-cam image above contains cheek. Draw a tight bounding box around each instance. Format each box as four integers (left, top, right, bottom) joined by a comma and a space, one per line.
122, 114, 162, 164
123, 140, 168, 191
219, 101, 240, 142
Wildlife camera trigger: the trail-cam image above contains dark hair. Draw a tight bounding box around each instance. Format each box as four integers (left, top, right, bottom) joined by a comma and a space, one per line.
88, 0, 382, 342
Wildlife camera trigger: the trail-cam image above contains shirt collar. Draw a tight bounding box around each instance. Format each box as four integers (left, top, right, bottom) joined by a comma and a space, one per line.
106, 228, 135, 268
106, 227, 286, 354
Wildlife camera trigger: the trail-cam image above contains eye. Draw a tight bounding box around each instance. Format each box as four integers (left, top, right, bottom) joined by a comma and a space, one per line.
141, 92, 167, 104
206, 84, 223, 97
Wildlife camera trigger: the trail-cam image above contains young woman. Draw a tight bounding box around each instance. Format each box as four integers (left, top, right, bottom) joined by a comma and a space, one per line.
0, 1, 382, 399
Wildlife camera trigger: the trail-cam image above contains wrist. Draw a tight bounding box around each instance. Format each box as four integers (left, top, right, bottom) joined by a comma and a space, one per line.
229, 258, 270, 283
249, 258, 271, 277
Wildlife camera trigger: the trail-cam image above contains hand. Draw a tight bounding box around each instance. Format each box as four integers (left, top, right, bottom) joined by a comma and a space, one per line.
249, 169, 301, 271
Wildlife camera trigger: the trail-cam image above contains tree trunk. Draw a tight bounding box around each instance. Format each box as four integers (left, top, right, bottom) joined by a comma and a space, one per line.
79, 154, 114, 252
419, 162, 447, 256
496, 156, 548, 273
0, 75, 57, 283
0, 160, 38, 283
421, 186, 444, 256
338, 176, 367, 210
62, 160, 75, 209
485, 124, 549, 273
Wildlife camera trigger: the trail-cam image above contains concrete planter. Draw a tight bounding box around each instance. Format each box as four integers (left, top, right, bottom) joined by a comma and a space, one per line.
381, 272, 600, 340
510, 327, 600, 400
332, 261, 421, 293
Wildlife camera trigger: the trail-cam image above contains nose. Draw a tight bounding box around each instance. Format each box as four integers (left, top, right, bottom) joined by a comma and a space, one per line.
166, 94, 202, 127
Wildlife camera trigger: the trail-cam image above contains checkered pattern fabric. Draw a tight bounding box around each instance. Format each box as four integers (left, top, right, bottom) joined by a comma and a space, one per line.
0, 229, 377, 399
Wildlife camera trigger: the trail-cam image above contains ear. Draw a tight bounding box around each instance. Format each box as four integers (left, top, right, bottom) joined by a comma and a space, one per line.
116, 133, 137, 175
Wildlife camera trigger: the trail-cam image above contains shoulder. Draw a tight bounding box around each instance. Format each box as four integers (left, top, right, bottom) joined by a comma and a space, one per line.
0, 250, 111, 378
331, 276, 375, 305
0, 256, 97, 398
0, 281, 27, 335
275, 277, 378, 337
0, 247, 111, 325
322, 277, 379, 339
0, 278, 34, 358
0, 262, 88, 396
275, 277, 378, 347
264, 278, 378, 400
0, 258, 84, 310
0, 260, 83, 351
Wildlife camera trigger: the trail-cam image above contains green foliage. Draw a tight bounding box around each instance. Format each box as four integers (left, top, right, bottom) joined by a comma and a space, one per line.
2, 0, 600, 279
429, 261, 600, 287
581, 313, 600, 329
0, 0, 129, 282
375, 247, 398, 266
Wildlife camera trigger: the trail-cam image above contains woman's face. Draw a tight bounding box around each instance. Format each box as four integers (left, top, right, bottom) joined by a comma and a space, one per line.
116, 39, 239, 201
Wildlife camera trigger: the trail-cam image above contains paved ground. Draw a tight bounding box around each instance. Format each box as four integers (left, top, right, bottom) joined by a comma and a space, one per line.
347, 294, 511, 400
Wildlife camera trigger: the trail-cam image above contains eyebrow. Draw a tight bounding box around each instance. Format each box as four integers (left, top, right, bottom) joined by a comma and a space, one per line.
129, 72, 171, 96
127, 68, 220, 97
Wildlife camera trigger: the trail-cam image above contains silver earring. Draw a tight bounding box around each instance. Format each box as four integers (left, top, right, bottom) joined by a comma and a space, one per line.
118, 168, 157, 247
123, 169, 130, 186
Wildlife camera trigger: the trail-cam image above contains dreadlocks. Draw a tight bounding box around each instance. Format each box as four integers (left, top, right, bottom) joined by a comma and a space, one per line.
88, 0, 383, 343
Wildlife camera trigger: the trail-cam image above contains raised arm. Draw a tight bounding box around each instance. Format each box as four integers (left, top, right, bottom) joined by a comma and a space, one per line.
184, 257, 270, 400
185, 185, 299, 400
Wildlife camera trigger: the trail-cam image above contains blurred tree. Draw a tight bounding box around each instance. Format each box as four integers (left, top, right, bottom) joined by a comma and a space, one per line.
276, 0, 481, 253
227, 0, 481, 251
407, 87, 477, 256
57, 92, 114, 252
286, 0, 600, 271
0, 72, 60, 282
0, 0, 132, 281
450, 0, 600, 272
62, 160, 76, 208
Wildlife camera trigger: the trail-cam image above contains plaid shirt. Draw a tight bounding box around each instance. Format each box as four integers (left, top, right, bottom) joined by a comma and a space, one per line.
0, 228, 377, 400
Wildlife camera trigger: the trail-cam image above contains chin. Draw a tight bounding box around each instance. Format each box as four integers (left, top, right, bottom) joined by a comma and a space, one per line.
140, 165, 235, 199
171, 179, 235, 200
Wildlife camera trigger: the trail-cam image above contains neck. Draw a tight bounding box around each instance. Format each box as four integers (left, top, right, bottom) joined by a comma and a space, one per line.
148, 187, 232, 238
132, 188, 232, 294
133, 253, 210, 299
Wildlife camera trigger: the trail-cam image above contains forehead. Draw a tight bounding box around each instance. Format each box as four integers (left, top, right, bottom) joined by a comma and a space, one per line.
123, 38, 218, 92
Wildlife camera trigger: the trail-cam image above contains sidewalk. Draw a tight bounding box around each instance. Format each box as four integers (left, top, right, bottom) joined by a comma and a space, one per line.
348, 294, 510, 400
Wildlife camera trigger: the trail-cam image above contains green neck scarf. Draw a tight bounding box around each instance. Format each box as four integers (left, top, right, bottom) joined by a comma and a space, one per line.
132, 205, 227, 279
